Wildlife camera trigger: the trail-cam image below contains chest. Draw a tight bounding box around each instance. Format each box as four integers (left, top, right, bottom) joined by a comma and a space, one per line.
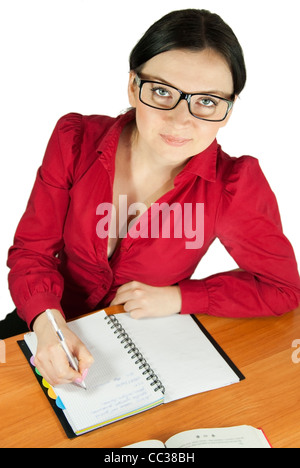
107, 156, 175, 258
64, 154, 219, 284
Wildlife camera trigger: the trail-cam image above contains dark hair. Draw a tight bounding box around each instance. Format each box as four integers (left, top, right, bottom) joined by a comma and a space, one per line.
129, 9, 246, 96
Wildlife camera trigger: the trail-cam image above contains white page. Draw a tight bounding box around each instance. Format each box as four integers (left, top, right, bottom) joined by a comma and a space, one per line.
124, 426, 271, 449
24, 310, 164, 435
165, 426, 271, 448
117, 314, 240, 403
124, 440, 166, 448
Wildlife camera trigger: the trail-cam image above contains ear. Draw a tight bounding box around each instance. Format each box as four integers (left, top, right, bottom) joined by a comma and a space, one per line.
128, 71, 138, 108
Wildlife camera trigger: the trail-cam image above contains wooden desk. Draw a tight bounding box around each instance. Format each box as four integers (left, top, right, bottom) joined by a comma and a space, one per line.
1, 305, 300, 448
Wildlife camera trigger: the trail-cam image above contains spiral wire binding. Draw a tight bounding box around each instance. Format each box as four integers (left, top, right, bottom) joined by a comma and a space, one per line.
105, 315, 165, 394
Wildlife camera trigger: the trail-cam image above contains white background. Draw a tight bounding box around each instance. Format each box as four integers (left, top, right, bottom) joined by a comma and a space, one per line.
1, 0, 299, 320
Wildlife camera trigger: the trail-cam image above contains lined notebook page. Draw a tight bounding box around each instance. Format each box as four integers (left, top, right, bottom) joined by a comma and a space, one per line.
24, 310, 164, 435
116, 313, 240, 404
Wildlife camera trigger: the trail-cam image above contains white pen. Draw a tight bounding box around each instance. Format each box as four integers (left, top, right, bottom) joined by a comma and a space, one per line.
46, 309, 87, 390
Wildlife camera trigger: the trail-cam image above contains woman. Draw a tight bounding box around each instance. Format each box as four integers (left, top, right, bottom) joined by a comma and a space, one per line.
6, 9, 300, 385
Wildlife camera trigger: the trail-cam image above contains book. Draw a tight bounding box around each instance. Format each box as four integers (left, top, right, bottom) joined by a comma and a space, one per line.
124, 425, 271, 448
20, 310, 244, 438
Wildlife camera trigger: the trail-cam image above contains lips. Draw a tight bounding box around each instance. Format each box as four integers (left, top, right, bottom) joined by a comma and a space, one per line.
160, 134, 192, 147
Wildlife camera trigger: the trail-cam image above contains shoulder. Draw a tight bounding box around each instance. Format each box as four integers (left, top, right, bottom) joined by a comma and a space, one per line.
55, 112, 116, 140
216, 146, 280, 222
217, 147, 272, 197
41, 113, 119, 187
217, 147, 261, 181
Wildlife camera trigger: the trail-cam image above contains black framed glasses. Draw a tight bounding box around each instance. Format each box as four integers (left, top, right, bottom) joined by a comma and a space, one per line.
135, 75, 234, 122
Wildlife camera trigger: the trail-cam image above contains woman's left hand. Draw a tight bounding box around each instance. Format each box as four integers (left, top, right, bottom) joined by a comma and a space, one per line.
110, 281, 182, 319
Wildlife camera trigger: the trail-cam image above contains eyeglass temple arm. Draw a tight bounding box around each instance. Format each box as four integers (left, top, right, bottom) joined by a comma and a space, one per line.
135, 75, 142, 87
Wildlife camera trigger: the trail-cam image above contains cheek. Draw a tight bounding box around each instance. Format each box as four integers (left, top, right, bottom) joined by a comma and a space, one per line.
135, 105, 162, 136
191, 121, 223, 148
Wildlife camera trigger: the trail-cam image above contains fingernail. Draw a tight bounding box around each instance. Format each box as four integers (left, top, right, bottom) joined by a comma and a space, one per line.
75, 377, 83, 384
81, 368, 89, 380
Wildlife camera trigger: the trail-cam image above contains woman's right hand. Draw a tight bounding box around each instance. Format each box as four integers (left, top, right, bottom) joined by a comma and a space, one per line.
33, 309, 94, 386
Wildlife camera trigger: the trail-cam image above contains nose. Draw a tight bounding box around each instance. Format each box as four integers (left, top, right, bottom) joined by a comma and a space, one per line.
168, 98, 193, 126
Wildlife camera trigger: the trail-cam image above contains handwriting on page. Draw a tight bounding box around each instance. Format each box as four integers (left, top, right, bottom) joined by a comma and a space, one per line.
91, 373, 152, 421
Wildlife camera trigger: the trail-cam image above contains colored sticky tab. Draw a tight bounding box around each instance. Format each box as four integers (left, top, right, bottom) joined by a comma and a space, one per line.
29, 353, 65, 412
42, 378, 51, 388
42, 378, 57, 399
56, 396, 66, 410
47, 386, 57, 399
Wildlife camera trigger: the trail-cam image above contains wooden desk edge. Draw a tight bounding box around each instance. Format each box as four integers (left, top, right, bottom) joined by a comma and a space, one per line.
74, 304, 125, 320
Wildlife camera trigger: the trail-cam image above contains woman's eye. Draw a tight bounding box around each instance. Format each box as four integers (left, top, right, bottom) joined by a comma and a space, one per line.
152, 87, 170, 97
200, 98, 215, 107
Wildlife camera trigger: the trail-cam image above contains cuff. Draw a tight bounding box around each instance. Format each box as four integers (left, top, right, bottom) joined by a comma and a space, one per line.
178, 279, 209, 315
19, 292, 65, 330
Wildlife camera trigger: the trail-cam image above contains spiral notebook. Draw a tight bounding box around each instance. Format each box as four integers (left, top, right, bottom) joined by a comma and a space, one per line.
20, 310, 244, 437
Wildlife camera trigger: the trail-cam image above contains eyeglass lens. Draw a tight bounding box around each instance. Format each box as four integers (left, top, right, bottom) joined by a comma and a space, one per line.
140, 81, 230, 121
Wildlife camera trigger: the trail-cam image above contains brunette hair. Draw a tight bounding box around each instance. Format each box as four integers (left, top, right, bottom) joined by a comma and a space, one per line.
129, 9, 246, 96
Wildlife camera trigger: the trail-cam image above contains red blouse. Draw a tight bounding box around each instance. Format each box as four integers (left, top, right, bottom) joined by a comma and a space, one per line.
7, 111, 300, 327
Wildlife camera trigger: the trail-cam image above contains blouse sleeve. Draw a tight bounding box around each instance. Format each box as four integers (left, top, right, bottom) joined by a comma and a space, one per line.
179, 156, 300, 317
7, 113, 83, 328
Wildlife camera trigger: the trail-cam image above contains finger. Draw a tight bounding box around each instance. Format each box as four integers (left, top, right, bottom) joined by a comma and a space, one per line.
130, 308, 149, 320
111, 283, 146, 307
35, 347, 79, 386
34, 342, 61, 384
117, 281, 142, 292
122, 298, 145, 313
113, 281, 145, 298
73, 341, 94, 375
49, 361, 79, 386
110, 290, 132, 306
110, 295, 122, 306
49, 345, 81, 384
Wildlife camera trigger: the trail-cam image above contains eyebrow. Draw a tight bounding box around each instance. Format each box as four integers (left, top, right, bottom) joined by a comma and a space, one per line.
139, 73, 233, 99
